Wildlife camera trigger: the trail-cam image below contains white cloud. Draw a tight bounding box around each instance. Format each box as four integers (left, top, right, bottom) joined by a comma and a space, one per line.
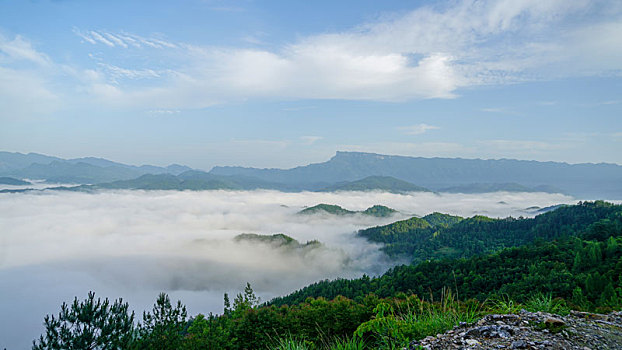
399, 124, 440, 135
0, 34, 59, 119
0, 34, 50, 66
0, 67, 59, 118
148, 109, 181, 115
97, 63, 161, 81
300, 136, 323, 145
72, 1, 621, 109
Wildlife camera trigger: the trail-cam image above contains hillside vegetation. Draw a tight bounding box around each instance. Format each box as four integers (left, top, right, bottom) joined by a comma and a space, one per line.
357, 202, 615, 264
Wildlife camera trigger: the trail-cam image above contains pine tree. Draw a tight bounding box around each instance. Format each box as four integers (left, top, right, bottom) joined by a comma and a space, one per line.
32, 292, 134, 350
135, 293, 187, 350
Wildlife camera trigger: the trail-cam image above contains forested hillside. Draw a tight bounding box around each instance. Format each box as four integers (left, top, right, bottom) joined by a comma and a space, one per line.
358, 201, 618, 263
270, 201, 622, 307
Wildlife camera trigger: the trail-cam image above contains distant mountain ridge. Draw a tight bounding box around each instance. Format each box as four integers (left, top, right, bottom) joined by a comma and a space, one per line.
0, 151, 192, 184
210, 151, 622, 198
3, 151, 621, 198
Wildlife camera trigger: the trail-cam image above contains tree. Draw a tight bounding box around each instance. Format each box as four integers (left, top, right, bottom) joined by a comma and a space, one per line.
135, 293, 188, 350
32, 292, 134, 350
233, 283, 260, 312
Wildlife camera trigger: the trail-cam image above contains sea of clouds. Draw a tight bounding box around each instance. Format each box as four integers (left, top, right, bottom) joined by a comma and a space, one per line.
0, 189, 576, 348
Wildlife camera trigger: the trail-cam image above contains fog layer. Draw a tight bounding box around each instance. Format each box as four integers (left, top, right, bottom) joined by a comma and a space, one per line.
0, 189, 574, 349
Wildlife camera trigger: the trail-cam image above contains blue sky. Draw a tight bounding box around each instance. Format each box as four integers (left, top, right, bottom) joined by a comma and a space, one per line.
0, 0, 621, 169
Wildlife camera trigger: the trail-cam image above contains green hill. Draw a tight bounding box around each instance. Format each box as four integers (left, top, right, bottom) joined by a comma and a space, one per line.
234, 233, 321, 249
298, 204, 356, 215
361, 205, 398, 217
357, 201, 618, 263
320, 176, 431, 193
298, 204, 397, 217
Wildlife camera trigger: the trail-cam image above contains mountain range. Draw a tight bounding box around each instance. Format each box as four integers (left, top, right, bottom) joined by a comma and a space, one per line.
2, 151, 621, 198
210, 151, 622, 198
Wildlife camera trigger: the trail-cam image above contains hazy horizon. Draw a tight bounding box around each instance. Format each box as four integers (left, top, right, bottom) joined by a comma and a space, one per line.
3, 150, 622, 172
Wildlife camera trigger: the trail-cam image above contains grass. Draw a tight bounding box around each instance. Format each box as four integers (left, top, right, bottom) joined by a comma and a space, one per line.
353, 288, 483, 350
488, 293, 523, 314
272, 336, 365, 350
524, 292, 569, 315
273, 290, 573, 350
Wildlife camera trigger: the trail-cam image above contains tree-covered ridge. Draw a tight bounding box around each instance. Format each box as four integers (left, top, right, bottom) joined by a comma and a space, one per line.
269, 201, 622, 308
319, 175, 431, 193
358, 201, 620, 263
421, 212, 463, 228
234, 233, 321, 249
362, 205, 399, 217
298, 204, 397, 217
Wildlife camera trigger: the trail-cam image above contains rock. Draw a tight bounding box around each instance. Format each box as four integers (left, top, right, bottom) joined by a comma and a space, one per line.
511, 340, 527, 349
570, 311, 609, 321
407, 310, 622, 350
544, 316, 565, 327
465, 325, 516, 338
465, 339, 480, 346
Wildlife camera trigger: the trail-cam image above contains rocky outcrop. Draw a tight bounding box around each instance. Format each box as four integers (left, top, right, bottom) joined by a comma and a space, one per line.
408, 310, 622, 350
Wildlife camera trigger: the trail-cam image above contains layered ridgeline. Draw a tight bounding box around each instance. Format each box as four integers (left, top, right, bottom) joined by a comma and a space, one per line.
211, 151, 622, 198
0, 151, 191, 184
298, 204, 397, 217
4, 151, 622, 197
269, 201, 622, 307
69, 171, 293, 191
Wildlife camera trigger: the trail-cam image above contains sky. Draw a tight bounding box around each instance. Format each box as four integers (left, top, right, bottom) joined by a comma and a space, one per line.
0, 0, 621, 169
